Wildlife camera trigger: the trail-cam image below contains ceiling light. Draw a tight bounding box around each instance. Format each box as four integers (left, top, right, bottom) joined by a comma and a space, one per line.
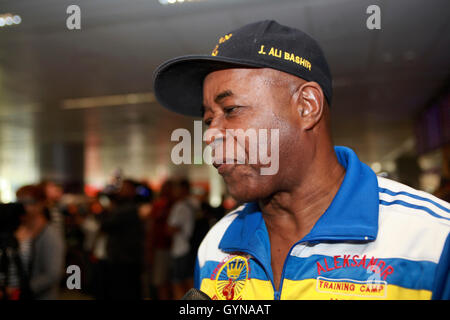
12, 15, 21, 24
0, 13, 21, 28
61, 92, 156, 110
159, 0, 203, 5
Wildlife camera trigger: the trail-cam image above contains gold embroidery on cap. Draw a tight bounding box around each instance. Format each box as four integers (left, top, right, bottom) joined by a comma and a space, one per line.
257, 44, 312, 71
211, 33, 233, 56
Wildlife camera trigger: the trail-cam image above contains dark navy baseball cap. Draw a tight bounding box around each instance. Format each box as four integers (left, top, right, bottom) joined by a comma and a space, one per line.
153, 20, 332, 117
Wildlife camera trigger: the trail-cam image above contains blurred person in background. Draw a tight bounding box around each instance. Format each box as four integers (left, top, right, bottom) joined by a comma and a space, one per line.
40, 181, 65, 238
15, 185, 64, 300
0, 202, 30, 300
101, 179, 143, 299
133, 181, 154, 299
79, 199, 103, 296
63, 200, 87, 292
167, 178, 198, 299
89, 194, 110, 299
146, 179, 174, 300
189, 190, 218, 265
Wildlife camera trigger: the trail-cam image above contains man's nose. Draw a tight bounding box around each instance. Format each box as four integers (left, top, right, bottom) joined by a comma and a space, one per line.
204, 118, 226, 146
204, 126, 225, 147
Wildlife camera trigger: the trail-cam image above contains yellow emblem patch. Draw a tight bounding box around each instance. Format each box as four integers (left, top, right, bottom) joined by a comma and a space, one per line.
215, 256, 249, 300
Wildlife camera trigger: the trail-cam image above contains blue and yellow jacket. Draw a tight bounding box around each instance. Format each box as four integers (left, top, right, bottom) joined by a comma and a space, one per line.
194, 146, 450, 300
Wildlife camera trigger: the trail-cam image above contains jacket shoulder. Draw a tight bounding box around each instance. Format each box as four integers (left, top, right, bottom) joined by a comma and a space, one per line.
197, 205, 245, 267
377, 175, 450, 225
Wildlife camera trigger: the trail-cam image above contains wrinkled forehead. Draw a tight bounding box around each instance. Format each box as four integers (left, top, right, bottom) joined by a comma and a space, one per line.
202, 68, 300, 107
204, 67, 296, 88
203, 68, 262, 91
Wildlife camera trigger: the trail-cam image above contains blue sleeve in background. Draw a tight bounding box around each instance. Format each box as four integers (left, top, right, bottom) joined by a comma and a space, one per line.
194, 257, 201, 289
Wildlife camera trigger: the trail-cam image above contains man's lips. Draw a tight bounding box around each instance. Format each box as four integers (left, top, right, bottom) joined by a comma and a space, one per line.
215, 163, 233, 174
212, 158, 245, 174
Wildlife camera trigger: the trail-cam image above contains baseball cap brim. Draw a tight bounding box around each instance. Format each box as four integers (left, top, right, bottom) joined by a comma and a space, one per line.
153, 55, 266, 117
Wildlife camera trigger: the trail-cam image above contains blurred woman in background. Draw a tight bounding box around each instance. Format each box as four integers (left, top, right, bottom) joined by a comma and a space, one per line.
15, 185, 64, 299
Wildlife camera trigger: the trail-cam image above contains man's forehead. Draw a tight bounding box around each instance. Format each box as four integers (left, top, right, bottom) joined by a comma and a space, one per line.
202, 68, 303, 109
204, 67, 303, 91
205, 67, 290, 82
204, 67, 260, 85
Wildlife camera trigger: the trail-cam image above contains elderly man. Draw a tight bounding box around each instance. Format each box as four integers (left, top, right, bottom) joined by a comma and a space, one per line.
153, 20, 449, 300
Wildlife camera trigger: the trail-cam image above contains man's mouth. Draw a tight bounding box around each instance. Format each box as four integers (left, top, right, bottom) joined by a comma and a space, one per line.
213, 158, 245, 174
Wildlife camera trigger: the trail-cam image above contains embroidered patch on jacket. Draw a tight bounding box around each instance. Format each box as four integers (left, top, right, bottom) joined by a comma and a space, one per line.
212, 255, 249, 300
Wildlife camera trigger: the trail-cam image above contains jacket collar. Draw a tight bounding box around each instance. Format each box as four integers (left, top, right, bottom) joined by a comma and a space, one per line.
218, 146, 380, 262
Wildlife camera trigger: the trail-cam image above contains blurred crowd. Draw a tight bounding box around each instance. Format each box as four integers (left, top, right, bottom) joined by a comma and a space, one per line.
0, 177, 234, 300
4, 174, 448, 300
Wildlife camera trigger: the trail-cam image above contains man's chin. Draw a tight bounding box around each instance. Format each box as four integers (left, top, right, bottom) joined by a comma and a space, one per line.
227, 189, 259, 204
219, 164, 275, 202
224, 178, 268, 204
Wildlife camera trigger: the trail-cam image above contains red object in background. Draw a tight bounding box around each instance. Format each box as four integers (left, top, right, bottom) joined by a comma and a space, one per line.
84, 185, 100, 197
90, 201, 103, 215
67, 203, 79, 215
2, 288, 21, 300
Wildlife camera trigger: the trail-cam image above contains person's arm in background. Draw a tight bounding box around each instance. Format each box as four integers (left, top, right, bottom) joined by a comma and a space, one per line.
432, 233, 450, 300
29, 227, 64, 298
166, 203, 182, 236
168, 203, 195, 239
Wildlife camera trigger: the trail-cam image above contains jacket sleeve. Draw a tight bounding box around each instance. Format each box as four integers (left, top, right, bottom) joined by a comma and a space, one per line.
194, 256, 201, 289
432, 233, 450, 300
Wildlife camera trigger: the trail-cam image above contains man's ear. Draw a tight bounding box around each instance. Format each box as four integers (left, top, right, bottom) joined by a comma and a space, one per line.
293, 81, 324, 130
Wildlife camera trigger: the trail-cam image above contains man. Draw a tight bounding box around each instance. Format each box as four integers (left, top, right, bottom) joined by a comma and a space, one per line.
153, 20, 450, 300
102, 179, 143, 299
166, 179, 197, 299
146, 179, 175, 300
40, 181, 65, 238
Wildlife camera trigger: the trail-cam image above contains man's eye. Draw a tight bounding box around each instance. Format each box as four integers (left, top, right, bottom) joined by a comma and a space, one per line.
204, 118, 212, 126
224, 106, 238, 114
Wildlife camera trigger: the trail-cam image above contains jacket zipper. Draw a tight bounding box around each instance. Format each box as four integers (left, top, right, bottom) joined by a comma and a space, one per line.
275, 241, 307, 300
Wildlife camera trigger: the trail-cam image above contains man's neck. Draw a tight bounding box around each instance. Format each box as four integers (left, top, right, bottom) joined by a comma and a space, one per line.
259, 147, 345, 242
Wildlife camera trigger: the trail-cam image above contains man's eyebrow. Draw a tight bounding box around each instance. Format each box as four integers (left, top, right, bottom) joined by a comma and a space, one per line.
214, 90, 233, 104
202, 90, 234, 116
